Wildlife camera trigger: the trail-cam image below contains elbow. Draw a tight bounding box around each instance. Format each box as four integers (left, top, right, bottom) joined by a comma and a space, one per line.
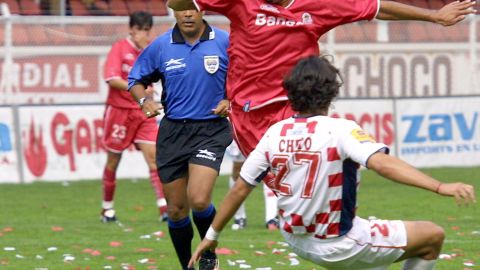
367, 153, 394, 177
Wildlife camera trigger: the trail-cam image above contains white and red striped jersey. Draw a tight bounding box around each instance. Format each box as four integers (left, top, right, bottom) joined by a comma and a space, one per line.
104, 38, 143, 109
193, 0, 379, 110
240, 115, 388, 239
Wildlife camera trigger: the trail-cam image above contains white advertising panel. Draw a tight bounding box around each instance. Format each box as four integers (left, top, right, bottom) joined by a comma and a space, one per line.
0, 55, 107, 105
335, 48, 477, 97
396, 97, 480, 167
330, 99, 396, 155
18, 105, 148, 183
0, 107, 20, 183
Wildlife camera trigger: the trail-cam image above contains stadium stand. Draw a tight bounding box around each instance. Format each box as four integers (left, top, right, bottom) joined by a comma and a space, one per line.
0, 0, 478, 46
19, 0, 42, 15
2, 0, 477, 17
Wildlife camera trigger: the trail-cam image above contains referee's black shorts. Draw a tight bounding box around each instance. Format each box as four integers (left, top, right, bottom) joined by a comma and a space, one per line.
156, 117, 232, 183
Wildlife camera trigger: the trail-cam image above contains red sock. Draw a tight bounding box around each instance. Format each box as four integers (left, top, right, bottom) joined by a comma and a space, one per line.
149, 170, 167, 213
103, 168, 116, 202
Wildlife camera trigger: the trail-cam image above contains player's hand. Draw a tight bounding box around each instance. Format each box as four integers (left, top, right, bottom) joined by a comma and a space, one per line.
433, 0, 477, 26
188, 239, 218, 268
437, 182, 476, 206
211, 99, 230, 117
142, 99, 163, 118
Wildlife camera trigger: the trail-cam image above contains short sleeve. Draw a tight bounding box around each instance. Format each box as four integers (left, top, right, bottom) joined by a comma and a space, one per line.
239, 131, 271, 186
128, 40, 162, 90
104, 42, 122, 82
319, 0, 379, 29
338, 121, 388, 167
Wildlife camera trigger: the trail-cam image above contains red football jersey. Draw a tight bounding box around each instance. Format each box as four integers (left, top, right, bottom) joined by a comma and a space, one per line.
194, 0, 378, 110
104, 38, 142, 109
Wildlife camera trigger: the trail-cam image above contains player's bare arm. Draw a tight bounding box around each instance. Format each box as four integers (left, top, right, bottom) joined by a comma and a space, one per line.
367, 152, 476, 205
188, 178, 254, 268
377, 0, 476, 26
167, 0, 197, 11
211, 99, 229, 117
107, 79, 128, 91
129, 84, 163, 118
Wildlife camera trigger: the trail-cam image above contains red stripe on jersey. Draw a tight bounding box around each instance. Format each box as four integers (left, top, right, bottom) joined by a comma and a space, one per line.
280, 123, 294, 136
327, 223, 340, 235
316, 213, 329, 224
329, 199, 342, 212
327, 147, 340, 161
294, 118, 307, 123
290, 213, 304, 226
283, 222, 293, 233
306, 224, 316, 233
306, 121, 317, 134
328, 173, 343, 187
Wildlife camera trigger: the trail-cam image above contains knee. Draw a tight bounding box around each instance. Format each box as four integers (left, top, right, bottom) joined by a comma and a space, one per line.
189, 197, 211, 211
423, 222, 445, 259
167, 204, 189, 221
428, 222, 445, 247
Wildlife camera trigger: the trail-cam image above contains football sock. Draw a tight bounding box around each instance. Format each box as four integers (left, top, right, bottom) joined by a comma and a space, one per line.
263, 183, 278, 222
102, 168, 116, 202
192, 204, 216, 239
149, 169, 167, 213
168, 216, 194, 270
230, 177, 246, 219
403, 257, 437, 270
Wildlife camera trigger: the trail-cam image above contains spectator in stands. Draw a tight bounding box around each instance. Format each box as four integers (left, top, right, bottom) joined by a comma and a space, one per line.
225, 141, 279, 230
128, 9, 231, 270
101, 11, 168, 223
188, 55, 477, 270
166, 0, 477, 158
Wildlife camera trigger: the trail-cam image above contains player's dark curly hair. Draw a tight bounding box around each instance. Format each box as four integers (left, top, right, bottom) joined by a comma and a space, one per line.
283, 55, 342, 113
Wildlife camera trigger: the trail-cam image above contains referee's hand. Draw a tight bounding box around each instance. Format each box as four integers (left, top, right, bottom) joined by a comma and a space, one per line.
142, 99, 163, 118
211, 99, 230, 117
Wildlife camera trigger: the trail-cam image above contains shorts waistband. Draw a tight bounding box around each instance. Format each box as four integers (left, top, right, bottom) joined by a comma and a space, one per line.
166, 117, 225, 123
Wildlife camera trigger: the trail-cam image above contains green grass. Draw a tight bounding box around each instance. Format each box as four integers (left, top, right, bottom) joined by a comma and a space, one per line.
0, 167, 479, 270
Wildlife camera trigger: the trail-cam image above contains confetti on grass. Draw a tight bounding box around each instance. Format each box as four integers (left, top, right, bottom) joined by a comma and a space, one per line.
51, 227, 64, 232
216, 247, 238, 255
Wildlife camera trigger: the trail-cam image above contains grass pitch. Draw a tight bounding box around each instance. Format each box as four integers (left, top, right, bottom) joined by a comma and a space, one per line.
0, 167, 478, 270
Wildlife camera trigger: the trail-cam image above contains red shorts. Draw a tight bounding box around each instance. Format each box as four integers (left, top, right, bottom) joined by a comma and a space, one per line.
103, 105, 158, 153
229, 101, 296, 157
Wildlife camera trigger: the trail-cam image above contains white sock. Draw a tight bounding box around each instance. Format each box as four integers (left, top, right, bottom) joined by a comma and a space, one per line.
263, 183, 277, 222
403, 257, 437, 270
156, 198, 167, 208
102, 201, 114, 210
230, 177, 246, 219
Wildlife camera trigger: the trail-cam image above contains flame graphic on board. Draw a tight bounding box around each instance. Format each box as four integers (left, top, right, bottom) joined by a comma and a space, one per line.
23, 117, 47, 177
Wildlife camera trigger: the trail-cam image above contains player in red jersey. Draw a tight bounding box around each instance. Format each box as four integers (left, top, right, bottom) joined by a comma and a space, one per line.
101, 11, 167, 223
166, 0, 477, 157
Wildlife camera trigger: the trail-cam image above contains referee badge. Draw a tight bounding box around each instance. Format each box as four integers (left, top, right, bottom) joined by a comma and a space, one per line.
204, 55, 219, 74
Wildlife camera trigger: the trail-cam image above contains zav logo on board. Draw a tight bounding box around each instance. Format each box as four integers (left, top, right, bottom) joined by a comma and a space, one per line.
402, 113, 478, 143
0, 123, 13, 152
0, 56, 98, 93
23, 117, 47, 177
